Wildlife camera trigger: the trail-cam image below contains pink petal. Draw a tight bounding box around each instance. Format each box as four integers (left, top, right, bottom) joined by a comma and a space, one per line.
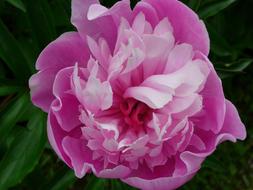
142, 60, 208, 97
47, 109, 71, 166
142, 34, 174, 59
188, 134, 206, 151
124, 86, 173, 109
97, 165, 131, 178
122, 170, 196, 190
154, 17, 173, 35
36, 32, 89, 71
72, 64, 113, 113
196, 54, 225, 133
71, 0, 131, 50
62, 136, 94, 178
164, 43, 193, 73
133, 1, 159, 28
143, 0, 210, 55
163, 94, 201, 114
132, 12, 146, 35
51, 95, 80, 132
220, 100, 246, 140
29, 32, 89, 112
29, 68, 56, 112
87, 4, 108, 20
52, 67, 73, 99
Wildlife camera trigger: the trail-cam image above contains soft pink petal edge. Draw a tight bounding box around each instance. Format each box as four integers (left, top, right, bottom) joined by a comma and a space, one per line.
71, 0, 132, 50
142, 0, 210, 55
29, 32, 89, 112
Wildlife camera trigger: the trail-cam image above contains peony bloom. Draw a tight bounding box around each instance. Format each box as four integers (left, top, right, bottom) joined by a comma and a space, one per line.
29, 0, 246, 189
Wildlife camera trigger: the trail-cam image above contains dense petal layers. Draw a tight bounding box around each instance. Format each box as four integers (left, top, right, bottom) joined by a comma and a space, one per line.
29, 32, 90, 112
142, 0, 210, 55
29, 0, 246, 190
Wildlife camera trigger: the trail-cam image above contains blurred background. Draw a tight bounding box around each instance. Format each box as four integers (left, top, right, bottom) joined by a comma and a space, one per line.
0, 0, 252, 189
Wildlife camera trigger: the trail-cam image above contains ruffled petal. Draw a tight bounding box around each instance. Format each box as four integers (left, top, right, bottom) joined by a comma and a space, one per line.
124, 86, 172, 109
142, 0, 209, 55
47, 109, 71, 166
36, 32, 89, 71
29, 68, 57, 112
196, 53, 226, 133
71, 0, 132, 50
30, 32, 89, 112
220, 100, 246, 141
122, 170, 196, 190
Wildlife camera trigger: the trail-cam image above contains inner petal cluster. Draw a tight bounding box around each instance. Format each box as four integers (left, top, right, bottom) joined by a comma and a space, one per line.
120, 98, 151, 129
64, 12, 211, 172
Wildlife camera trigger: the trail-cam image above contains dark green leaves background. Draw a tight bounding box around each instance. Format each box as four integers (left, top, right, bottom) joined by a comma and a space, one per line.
0, 0, 252, 189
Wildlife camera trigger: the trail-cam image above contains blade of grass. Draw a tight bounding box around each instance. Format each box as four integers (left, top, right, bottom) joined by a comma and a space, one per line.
199, 0, 237, 19
0, 19, 31, 80
0, 92, 30, 141
5, 0, 26, 12
0, 111, 46, 190
24, 0, 56, 49
50, 170, 76, 190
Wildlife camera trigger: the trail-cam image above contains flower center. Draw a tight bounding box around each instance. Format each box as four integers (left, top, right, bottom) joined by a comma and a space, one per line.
120, 98, 151, 128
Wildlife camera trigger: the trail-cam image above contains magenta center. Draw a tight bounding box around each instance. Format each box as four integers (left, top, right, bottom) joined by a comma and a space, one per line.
120, 98, 150, 127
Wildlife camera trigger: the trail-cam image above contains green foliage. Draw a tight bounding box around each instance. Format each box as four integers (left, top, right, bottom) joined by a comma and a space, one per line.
0, 0, 252, 190
5, 0, 26, 12
0, 19, 30, 80
0, 111, 46, 189
198, 0, 237, 19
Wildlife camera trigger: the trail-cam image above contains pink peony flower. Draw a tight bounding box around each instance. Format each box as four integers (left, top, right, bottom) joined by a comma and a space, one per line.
29, 0, 246, 189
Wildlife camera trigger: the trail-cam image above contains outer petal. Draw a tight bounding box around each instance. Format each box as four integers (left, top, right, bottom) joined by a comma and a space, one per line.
62, 136, 94, 178
36, 32, 89, 71
195, 53, 225, 133
71, 0, 132, 50
132, 1, 159, 28
29, 68, 57, 112
62, 136, 131, 178
142, 0, 209, 55
47, 108, 71, 167
122, 171, 196, 190
220, 100, 246, 141
29, 32, 89, 112
52, 96, 81, 132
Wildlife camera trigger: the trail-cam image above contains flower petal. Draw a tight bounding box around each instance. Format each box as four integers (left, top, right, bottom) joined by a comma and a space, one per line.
71, 0, 131, 50
122, 169, 196, 190
124, 86, 172, 109
29, 68, 57, 112
143, 0, 209, 55
29, 32, 89, 112
220, 100, 246, 140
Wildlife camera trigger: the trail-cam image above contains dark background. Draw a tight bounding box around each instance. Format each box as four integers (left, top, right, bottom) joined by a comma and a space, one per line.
0, 0, 252, 189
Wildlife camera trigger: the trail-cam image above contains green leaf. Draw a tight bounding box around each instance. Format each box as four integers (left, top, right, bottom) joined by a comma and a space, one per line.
225, 59, 253, 72
86, 176, 107, 190
216, 59, 253, 78
207, 23, 233, 57
50, 170, 76, 190
0, 111, 46, 190
0, 85, 22, 96
5, 0, 26, 12
111, 180, 137, 190
216, 58, 253, 71
202, 156, 226, 173
0, 19, 31, 80
25, 0, 56, 49
0, 93, 30, 140
52, 0, 71, 27
188, 0, 201, 11
199, 0, 237, 19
